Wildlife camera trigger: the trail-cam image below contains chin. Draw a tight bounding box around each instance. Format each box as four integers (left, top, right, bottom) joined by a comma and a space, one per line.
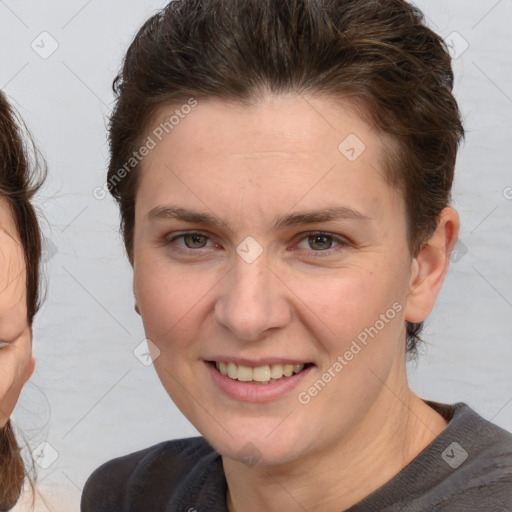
221, 439, 303, 467
199, 417, 312, 467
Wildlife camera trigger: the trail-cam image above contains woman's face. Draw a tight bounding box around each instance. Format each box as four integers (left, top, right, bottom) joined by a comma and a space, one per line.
0, 198, 28, 342
132, 94, 420, 465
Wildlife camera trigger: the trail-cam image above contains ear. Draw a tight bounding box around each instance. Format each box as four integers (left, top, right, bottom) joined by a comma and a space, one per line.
134, 296, 141, 315
404, 207, 460, 323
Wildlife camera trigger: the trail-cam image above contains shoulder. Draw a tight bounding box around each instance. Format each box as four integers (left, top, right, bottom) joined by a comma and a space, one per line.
352, 402, 512, 512
440, 401, 512, 467
423, 402, 512, 510
456, 403, 512, 497
81, 436, 215, 512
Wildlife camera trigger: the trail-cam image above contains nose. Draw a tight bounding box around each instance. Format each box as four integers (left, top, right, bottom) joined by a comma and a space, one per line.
214, 250, 291, 342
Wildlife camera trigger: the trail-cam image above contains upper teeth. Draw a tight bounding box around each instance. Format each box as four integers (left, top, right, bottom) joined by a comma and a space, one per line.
215, 361, 305, 382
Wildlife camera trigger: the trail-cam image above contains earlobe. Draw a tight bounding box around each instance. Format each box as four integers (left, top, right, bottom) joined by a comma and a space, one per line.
405, 207, 460, 324
134, 296, 141, 315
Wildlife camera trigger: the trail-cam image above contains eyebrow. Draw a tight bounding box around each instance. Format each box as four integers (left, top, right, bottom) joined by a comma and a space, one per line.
146, 205, 371, 233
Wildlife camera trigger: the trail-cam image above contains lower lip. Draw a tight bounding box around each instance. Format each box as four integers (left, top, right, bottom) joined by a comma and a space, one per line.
205, 361, 314, 403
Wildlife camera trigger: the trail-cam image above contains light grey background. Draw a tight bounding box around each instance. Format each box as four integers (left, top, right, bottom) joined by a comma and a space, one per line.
1, 1, 511, 510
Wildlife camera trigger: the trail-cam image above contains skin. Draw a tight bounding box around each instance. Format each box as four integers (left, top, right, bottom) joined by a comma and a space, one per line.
0, 197, 35, 428
132, 94, 459, 512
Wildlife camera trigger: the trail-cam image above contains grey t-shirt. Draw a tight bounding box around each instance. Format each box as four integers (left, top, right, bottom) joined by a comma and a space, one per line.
81, 402, 512, 511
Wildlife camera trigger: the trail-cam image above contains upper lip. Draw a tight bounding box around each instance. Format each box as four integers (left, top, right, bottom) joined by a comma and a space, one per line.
206, 357, 313, 366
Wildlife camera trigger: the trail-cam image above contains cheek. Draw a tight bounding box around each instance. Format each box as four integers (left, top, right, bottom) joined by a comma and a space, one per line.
0, 230, 28, 341
133, 251, 217, 349
133, 255, 207, 414
290, 263, 407, 348
135, 266, 185, 338
292, 268, 407, 421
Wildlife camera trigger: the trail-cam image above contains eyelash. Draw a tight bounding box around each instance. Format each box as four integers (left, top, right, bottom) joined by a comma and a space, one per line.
164, 231, 349, 258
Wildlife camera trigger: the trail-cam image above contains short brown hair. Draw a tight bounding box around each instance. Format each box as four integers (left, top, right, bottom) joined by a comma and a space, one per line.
107, 0, 464, 355
0, 91, 45, 510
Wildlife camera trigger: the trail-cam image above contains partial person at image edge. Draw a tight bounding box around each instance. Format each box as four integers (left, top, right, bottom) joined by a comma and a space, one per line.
0, 91, 44, 510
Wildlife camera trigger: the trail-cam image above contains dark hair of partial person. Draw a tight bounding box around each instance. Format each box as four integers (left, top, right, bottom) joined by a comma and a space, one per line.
0, 91, 45, 511
105, 0, 464, 357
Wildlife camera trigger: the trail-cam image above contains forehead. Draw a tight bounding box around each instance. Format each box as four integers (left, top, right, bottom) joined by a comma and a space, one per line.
146, 94, 381, 160
135, 94, 403, 225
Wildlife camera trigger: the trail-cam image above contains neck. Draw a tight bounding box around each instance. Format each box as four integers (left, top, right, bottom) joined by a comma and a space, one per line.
223, 381, 448, 512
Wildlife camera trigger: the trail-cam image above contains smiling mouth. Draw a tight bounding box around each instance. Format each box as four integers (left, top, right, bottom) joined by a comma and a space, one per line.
208, 360, 314, 384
